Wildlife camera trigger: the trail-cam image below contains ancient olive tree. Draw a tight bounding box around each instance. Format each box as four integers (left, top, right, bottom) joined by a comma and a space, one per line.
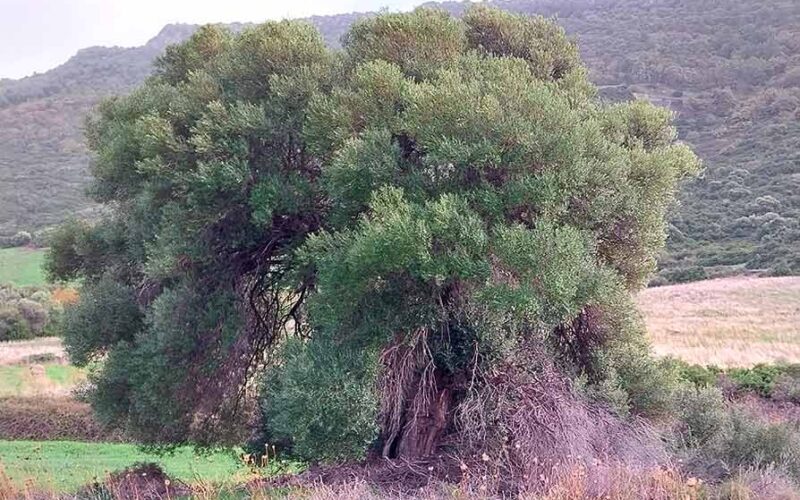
48, 7, 699, 463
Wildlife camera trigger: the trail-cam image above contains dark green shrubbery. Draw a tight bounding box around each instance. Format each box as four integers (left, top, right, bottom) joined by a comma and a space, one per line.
726, 364, 800, 398
669, 359, 800, 400
61, 276, 143, 366
260, 339, 380, 461
667, 358, 722, 388
600, 342, 682, 418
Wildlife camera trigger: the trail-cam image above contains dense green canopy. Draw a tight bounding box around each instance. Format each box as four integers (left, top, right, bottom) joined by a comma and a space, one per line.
48, 7, 699, 457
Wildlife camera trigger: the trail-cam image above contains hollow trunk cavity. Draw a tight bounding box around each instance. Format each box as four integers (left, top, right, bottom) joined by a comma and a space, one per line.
378, 330, 453, 459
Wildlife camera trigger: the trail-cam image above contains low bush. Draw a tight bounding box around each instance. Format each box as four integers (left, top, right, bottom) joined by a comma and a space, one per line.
712, 412, 800, 479
667, 358, 723, 388
674, 384, 729, 447
0, 284, 68, 341
668, 359, 800, 400
674, 386, 800, 484
260, 338, 380, 462
0, 306, 32, 341
611, 344, 681, 418
727, 364, 790, 397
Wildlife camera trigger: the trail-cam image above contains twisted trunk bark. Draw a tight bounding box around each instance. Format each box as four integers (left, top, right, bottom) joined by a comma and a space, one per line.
391, 370, 452, 458
378, 332, 454, 459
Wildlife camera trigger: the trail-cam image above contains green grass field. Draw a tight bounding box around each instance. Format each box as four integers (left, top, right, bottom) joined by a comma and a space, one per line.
0, 365, 85, 397
0, 441, 259, 493
0, 247, 47, 286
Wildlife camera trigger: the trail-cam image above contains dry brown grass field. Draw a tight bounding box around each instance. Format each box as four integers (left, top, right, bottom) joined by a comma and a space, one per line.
0, 338, 65, 366
638, 276, 800, 367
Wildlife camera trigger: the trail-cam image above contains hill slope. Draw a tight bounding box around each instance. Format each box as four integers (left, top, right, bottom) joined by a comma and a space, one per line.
0, 24, 198, 233
1, 0, 798, 280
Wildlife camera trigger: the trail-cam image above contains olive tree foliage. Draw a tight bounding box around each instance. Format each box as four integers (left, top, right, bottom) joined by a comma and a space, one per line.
47, 7, 699, 452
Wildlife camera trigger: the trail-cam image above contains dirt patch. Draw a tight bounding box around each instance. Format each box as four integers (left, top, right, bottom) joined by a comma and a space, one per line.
78, 463, 190, 500
0, 396, 123, 442
258, 456, 465, 495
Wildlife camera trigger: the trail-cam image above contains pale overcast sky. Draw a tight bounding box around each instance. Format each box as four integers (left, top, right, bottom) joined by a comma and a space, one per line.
0, 0, 424, 79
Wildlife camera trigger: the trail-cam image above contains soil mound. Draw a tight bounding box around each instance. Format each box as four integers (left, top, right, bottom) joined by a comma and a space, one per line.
77, 463, 189, 500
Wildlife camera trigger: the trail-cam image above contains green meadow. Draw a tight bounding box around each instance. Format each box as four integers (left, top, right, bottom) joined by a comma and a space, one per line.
0, 248, 47, 286
0, 440, 258, 493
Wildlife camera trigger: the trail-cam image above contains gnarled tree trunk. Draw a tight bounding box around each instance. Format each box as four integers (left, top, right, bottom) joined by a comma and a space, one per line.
378, 330, 454, 459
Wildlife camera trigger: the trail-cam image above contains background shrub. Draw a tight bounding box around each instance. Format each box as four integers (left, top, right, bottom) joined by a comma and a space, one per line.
0, 284, 66, 341
16, 298, 48, 334
667, 358, 722, 387
674, 384, 729, 447
0, 231, 33, 249
711, 412, 800, 479
726, 364, 800, 398
675, 394, 800, 483
260, 338, 381, 462
0, 306, 32, 341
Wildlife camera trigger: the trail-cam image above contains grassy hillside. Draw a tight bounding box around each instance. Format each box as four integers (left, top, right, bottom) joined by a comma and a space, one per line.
1, 0, 798, 281
0, 248, 47, 286
0, 25, 198, 235
638, 276, 800, 366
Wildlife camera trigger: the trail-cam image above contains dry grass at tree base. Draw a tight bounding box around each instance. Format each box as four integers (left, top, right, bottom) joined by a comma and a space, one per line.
251, 466, 705, 500
2, 461, 797, 499
0, 462, 718, 500
638, 276, 800, 367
